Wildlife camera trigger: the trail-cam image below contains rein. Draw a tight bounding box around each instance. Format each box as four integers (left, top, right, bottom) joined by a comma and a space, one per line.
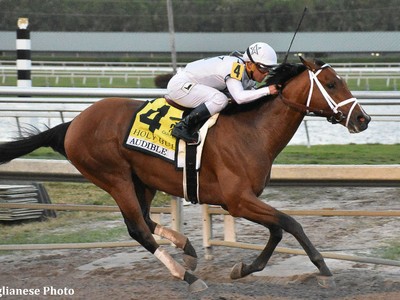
279, 64, 358, 126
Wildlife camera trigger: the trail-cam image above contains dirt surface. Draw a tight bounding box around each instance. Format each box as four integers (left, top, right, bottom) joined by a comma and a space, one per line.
1, 186, 400, 300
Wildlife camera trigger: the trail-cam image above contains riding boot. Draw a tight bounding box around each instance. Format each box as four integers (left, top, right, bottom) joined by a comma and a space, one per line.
172, 103, 211, 143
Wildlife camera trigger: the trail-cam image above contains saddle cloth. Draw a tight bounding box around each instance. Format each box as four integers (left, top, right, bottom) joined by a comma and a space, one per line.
124, 98, 218, 203
124, 97, 182, 162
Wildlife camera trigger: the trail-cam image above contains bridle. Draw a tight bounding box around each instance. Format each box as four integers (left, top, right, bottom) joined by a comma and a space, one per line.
279, 64, 358, 127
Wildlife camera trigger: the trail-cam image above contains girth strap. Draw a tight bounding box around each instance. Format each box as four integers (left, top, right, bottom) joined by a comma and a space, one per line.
184, 143, 199, 204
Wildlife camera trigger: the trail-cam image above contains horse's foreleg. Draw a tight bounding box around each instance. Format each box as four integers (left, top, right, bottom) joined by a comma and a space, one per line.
227, 195, 334, 288
277, 212, 335, 287
230, 225, 282, 279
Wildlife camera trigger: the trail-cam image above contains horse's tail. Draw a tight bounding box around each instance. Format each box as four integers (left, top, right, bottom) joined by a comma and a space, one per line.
0, 121, 71, 165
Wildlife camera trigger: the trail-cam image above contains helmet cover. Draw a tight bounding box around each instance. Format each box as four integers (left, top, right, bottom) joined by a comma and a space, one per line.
243, 42, 277, 67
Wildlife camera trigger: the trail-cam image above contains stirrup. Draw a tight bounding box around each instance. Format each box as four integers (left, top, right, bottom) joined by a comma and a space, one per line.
172, 127, 200, 144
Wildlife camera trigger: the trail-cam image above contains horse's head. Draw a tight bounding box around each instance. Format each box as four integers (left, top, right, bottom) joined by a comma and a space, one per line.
300, 57, 371, 132
281, 57, 371, 133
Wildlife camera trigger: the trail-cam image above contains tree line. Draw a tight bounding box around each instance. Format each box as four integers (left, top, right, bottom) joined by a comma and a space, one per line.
1, 0, 399, 32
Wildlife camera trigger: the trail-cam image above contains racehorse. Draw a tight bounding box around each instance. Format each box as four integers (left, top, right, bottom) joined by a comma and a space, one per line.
0, 57, 370, 292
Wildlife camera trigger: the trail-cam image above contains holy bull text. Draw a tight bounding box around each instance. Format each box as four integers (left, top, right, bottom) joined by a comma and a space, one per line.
130, 128, 175, 148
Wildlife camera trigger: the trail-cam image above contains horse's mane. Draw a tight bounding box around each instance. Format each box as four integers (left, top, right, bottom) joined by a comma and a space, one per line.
222, 63, 307, 115
265, 63, 307, 86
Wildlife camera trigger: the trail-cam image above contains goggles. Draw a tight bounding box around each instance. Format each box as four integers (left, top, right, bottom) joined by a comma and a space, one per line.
254, 63, 273, 74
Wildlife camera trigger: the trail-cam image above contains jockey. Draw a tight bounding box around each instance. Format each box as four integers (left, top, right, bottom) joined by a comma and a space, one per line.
166, 42, 279, 143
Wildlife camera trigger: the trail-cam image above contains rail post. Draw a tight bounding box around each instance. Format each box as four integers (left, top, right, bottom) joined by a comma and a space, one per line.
224, 215, 236, 242
202, 204, 214, 260
16, 18, 31, 88
170, 196, 183, 233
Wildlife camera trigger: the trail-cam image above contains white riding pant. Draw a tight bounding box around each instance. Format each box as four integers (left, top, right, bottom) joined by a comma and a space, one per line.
166, 72, 229, 115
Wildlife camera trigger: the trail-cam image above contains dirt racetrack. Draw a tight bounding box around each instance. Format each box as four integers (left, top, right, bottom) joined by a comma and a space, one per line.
1, 186, 399, 300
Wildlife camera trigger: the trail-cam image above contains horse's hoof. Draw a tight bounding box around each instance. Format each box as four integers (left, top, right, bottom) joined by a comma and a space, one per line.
188, 278, 208, 293
317, 275, 336, 289
230, 262, 244, 279
183, 254, 197, 271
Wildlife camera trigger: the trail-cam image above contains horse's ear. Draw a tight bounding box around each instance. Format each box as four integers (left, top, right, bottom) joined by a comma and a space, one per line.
299, 56, 318, 72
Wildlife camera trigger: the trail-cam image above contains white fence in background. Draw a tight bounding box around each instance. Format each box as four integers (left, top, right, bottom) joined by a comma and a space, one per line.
1, 60, 400, 89
1, 60, 400, 68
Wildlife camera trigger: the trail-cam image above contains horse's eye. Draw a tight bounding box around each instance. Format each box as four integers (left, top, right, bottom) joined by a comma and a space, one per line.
326, 82, 336, 89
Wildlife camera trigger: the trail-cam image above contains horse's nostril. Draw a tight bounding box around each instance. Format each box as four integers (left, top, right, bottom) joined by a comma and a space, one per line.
358, 114, 371, 124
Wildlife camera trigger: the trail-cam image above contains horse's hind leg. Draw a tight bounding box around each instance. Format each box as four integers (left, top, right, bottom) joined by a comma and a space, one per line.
78, 168, 206, 292
122, 206, 205, 292
150, 222, 198, 271
132, 174, 198, 271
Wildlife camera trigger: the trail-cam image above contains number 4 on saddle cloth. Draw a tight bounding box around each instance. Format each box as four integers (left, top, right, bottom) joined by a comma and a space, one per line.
124, 98, 218, 204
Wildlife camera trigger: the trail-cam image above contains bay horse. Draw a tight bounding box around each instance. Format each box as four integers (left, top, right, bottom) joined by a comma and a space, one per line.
0, 57, 370, 292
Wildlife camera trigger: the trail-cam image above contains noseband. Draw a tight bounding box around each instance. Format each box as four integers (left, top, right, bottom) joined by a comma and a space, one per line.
279, 64, 358, 127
